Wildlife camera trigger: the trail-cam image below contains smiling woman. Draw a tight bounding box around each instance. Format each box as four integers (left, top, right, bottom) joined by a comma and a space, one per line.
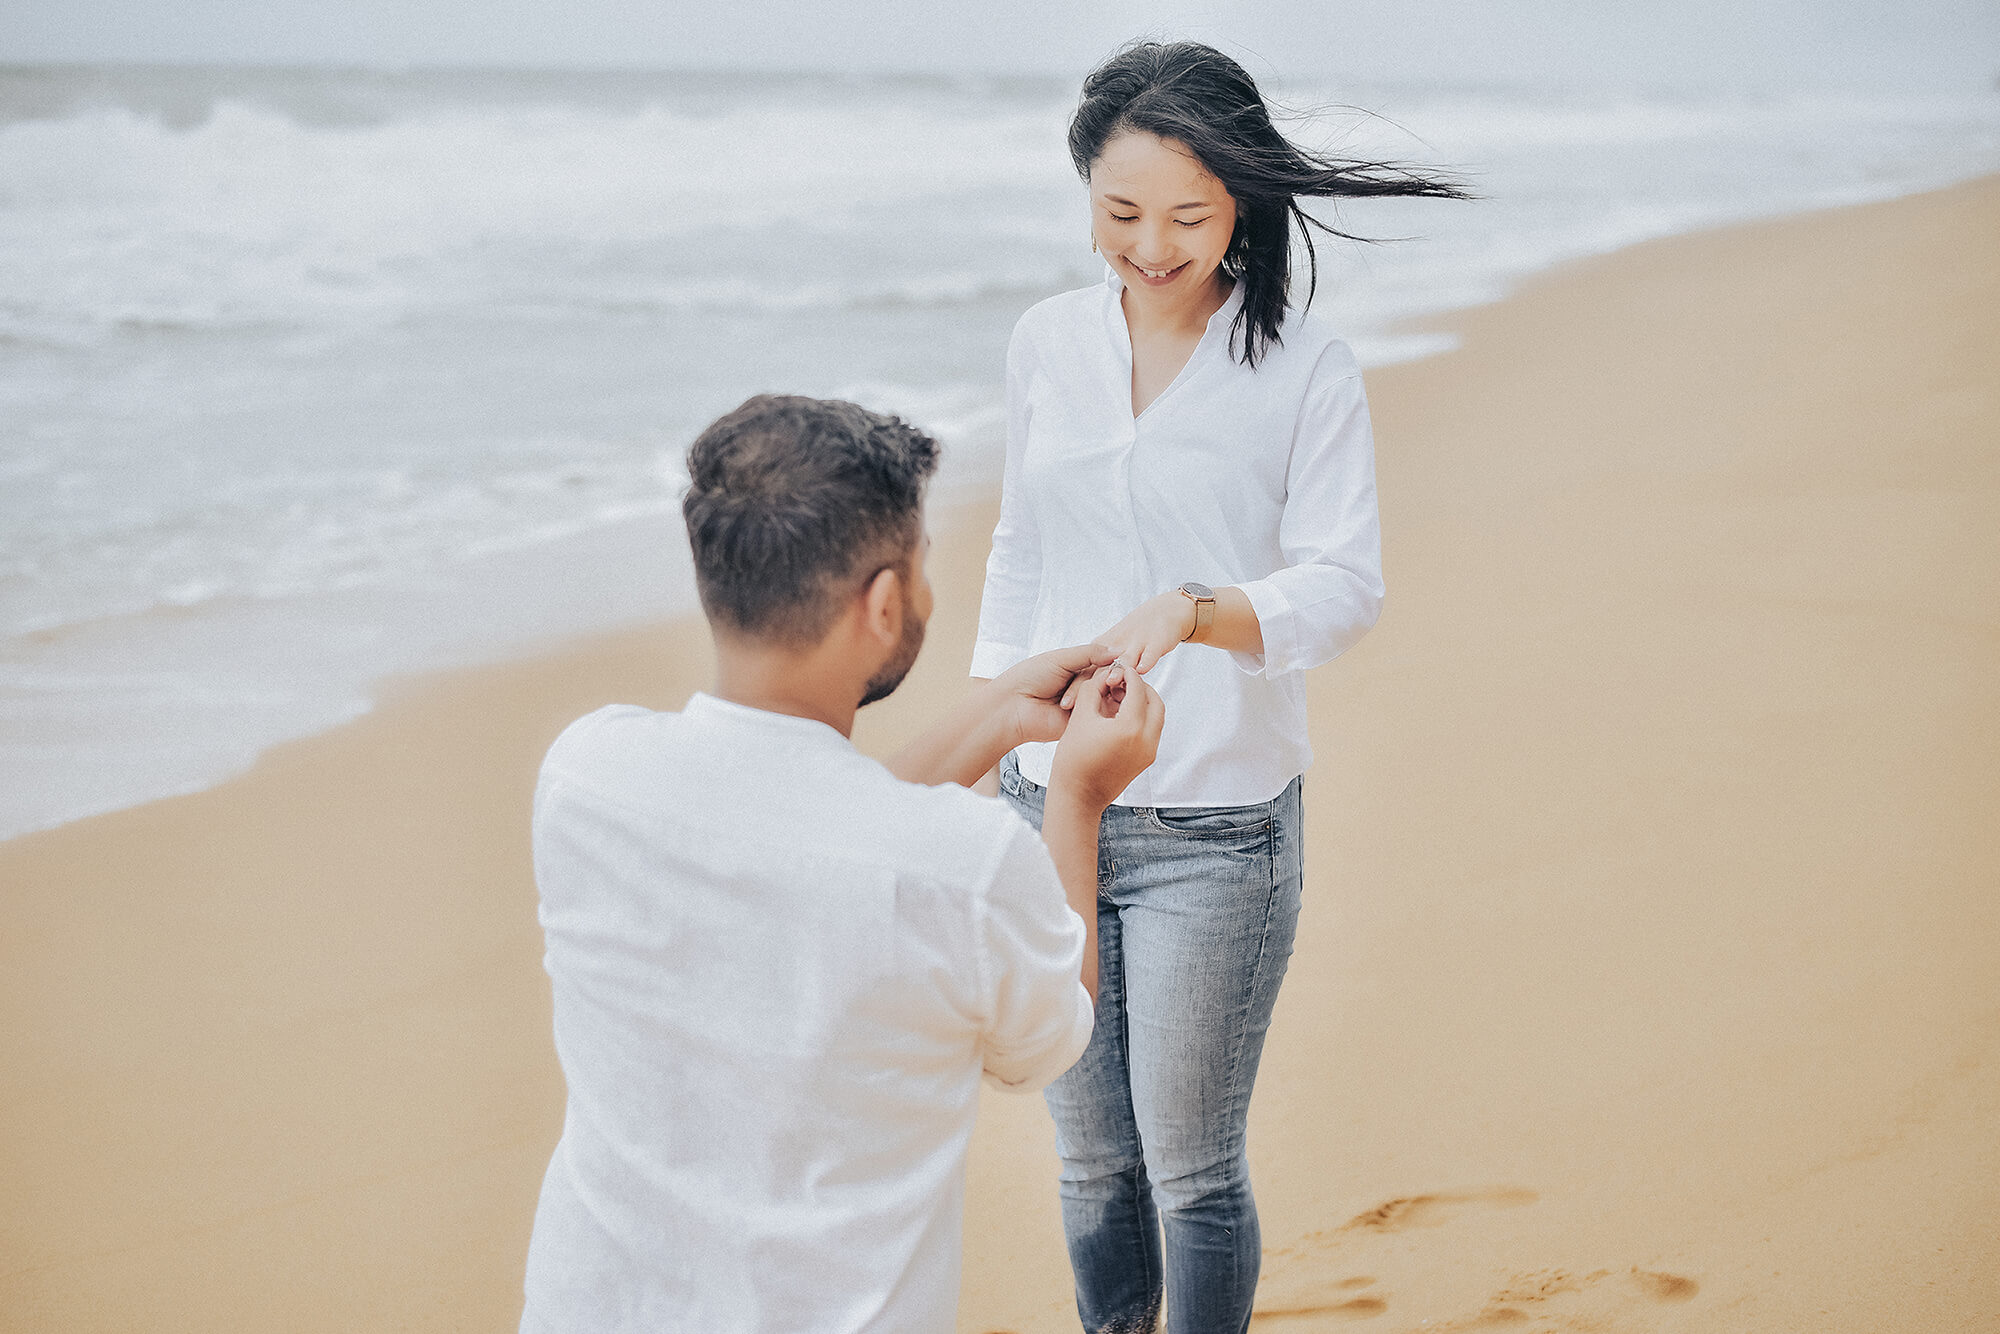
1087, 133, 1239, 413
973, 40, 1468, 1334
1068, 43, 1471, 371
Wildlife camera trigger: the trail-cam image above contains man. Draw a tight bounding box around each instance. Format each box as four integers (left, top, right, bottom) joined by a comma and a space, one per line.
521, 395, 1162, 1331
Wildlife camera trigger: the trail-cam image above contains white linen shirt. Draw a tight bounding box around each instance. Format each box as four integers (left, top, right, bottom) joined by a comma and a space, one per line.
972, 270, 1385, 807
521, 694, 1093, 1334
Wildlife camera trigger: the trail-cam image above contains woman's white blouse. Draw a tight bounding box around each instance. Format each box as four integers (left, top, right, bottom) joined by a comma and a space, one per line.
972, 270, 1384, 808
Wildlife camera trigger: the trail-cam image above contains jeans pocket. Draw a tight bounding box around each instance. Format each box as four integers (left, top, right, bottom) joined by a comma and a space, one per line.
999, 754, 1041, 804
1143, 802, 1272, 840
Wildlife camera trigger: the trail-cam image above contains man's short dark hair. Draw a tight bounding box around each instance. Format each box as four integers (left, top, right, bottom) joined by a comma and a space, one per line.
682, 394, 940, 647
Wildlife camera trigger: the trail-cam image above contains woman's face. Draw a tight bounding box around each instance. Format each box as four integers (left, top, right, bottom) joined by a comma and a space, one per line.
1088, 130, 1238, 300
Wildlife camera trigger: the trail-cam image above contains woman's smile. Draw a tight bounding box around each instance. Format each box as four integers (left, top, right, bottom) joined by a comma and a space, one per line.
1126, 258, 1190, 285
1088, 130, 1238, 310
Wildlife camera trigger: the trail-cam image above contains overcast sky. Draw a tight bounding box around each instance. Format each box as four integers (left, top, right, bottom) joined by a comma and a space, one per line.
7, 0, 2000, 93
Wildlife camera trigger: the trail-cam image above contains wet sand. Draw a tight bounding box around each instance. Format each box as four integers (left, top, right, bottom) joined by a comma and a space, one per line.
4, 176, 1996, 1332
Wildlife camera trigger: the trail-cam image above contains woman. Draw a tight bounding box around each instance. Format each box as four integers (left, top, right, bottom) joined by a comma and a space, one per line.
971, 42, 1466, 1333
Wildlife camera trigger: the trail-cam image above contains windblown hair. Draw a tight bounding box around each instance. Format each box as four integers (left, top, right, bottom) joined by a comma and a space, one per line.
1070, 41, 1470, 366
682, 395, 939, 646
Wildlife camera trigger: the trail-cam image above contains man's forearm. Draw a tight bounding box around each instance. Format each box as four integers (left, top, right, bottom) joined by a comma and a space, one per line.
1040, 789, 1102, 1003
887, 681, 1016, 788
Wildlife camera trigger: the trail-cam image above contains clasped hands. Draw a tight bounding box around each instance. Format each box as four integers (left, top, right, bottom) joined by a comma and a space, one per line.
988, 642, 1162, 809
983, 587, 1220, 801
992, 585, 1201, 749
1047, 590, 1198, 711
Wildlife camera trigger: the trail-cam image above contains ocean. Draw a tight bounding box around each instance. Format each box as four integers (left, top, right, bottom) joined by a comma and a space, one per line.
3, 64, 1997, 840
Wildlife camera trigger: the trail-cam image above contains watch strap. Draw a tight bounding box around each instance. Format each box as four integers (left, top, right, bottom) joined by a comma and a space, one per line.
1178, 583, 1216, 642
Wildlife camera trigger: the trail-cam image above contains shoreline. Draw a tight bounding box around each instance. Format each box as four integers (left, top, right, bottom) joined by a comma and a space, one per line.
0, 167, 1984, 852
8, 161, 2000, 846
4, 174, 1997, 1331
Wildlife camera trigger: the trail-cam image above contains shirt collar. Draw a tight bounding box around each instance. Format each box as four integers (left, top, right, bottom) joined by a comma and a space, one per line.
682, 691, 854, 752
1100, 265, 1246, 347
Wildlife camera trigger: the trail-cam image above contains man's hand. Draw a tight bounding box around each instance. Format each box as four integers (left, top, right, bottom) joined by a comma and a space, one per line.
1060, 594, 1195, 705
1048, 666, 1164, 812
990, 642, 1118, 747
901, 644, 1117, 791
1037, 665, 1161, 1004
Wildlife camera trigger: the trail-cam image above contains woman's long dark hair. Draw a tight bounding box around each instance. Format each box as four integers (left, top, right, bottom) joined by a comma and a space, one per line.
1071, 42, 1469, 367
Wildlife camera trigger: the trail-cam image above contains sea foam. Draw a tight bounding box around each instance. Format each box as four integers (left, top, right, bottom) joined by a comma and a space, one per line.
1, 66, 1996, 840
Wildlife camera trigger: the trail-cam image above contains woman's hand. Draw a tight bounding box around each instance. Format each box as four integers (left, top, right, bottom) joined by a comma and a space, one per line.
1095, 591, 1197, 677
1061, 587, 1264, 706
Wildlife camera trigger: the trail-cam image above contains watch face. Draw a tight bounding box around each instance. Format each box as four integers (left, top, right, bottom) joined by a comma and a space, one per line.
1181, 581, 1214, 599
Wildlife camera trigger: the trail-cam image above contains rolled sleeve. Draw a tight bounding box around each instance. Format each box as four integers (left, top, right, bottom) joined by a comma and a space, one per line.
971, 327, 1043, 679
977, 819, 1093, 1091
1234, 368, 1385, 678
969, 637, 1029, 680
1228, 578, 1291, 676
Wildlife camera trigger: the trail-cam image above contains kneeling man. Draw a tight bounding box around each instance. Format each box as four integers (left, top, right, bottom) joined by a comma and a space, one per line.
521, 395, 1161, 1331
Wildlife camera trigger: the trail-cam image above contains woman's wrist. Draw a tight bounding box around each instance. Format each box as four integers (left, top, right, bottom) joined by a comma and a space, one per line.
1166, 587, 1202, 643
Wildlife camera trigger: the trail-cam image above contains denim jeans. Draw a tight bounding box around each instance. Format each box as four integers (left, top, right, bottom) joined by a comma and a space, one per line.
1000, 755, 1304, 1334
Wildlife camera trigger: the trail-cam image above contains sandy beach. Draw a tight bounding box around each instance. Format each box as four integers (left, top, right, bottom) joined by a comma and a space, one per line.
4, 174, 1996, 1331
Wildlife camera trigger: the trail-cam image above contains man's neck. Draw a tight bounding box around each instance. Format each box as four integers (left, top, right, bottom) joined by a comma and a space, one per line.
711, 644, 859, 738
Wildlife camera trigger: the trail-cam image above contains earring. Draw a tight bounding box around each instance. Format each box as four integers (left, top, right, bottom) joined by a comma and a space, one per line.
1091, 237, 1098, 254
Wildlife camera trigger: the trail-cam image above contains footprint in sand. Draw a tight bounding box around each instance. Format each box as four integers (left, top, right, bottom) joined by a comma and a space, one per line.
1264, 1187, 1537, 1261
1338, 1186, 1540, 1234
1434, 1265, 1700, 1329
1253, 1296, 1387, 1323
1252, 1277, 1387, 1325
1629, 1267, 1700, 1302
1493, 1267, 1598, 1301
1255, 1187, 1538, 1324
1261, 1193, 1698, 1330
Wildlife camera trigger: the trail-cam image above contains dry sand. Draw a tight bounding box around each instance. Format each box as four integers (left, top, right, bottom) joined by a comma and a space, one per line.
4, 176, 1996, 1332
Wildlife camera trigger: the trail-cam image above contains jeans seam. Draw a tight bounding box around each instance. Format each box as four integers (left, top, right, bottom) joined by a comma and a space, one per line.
1226, 824, 1283, 1126
1132, 1159, 1157, 1329
1218, 820, 1284, 1314
1107, 874, 1158, 1324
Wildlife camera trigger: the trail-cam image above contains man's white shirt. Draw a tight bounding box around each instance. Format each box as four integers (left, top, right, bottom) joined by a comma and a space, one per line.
521, 693, 1093, 1333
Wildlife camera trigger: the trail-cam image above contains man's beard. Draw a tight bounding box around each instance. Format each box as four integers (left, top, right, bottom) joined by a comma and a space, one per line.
858, 597, 926, 708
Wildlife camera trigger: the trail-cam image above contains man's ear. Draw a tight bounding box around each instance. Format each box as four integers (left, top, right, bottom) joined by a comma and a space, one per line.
860, 566, 903, 646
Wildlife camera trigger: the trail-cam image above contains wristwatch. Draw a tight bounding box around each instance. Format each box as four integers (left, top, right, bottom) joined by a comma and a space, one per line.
1177, 581, 1216, 643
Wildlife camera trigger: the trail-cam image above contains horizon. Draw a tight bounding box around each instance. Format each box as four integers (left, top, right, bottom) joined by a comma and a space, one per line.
4, 56, 1997, 104
5, 1, 1999, 96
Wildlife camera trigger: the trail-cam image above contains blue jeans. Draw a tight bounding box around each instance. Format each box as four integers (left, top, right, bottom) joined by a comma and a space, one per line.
1000, 756, 1304, 1334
